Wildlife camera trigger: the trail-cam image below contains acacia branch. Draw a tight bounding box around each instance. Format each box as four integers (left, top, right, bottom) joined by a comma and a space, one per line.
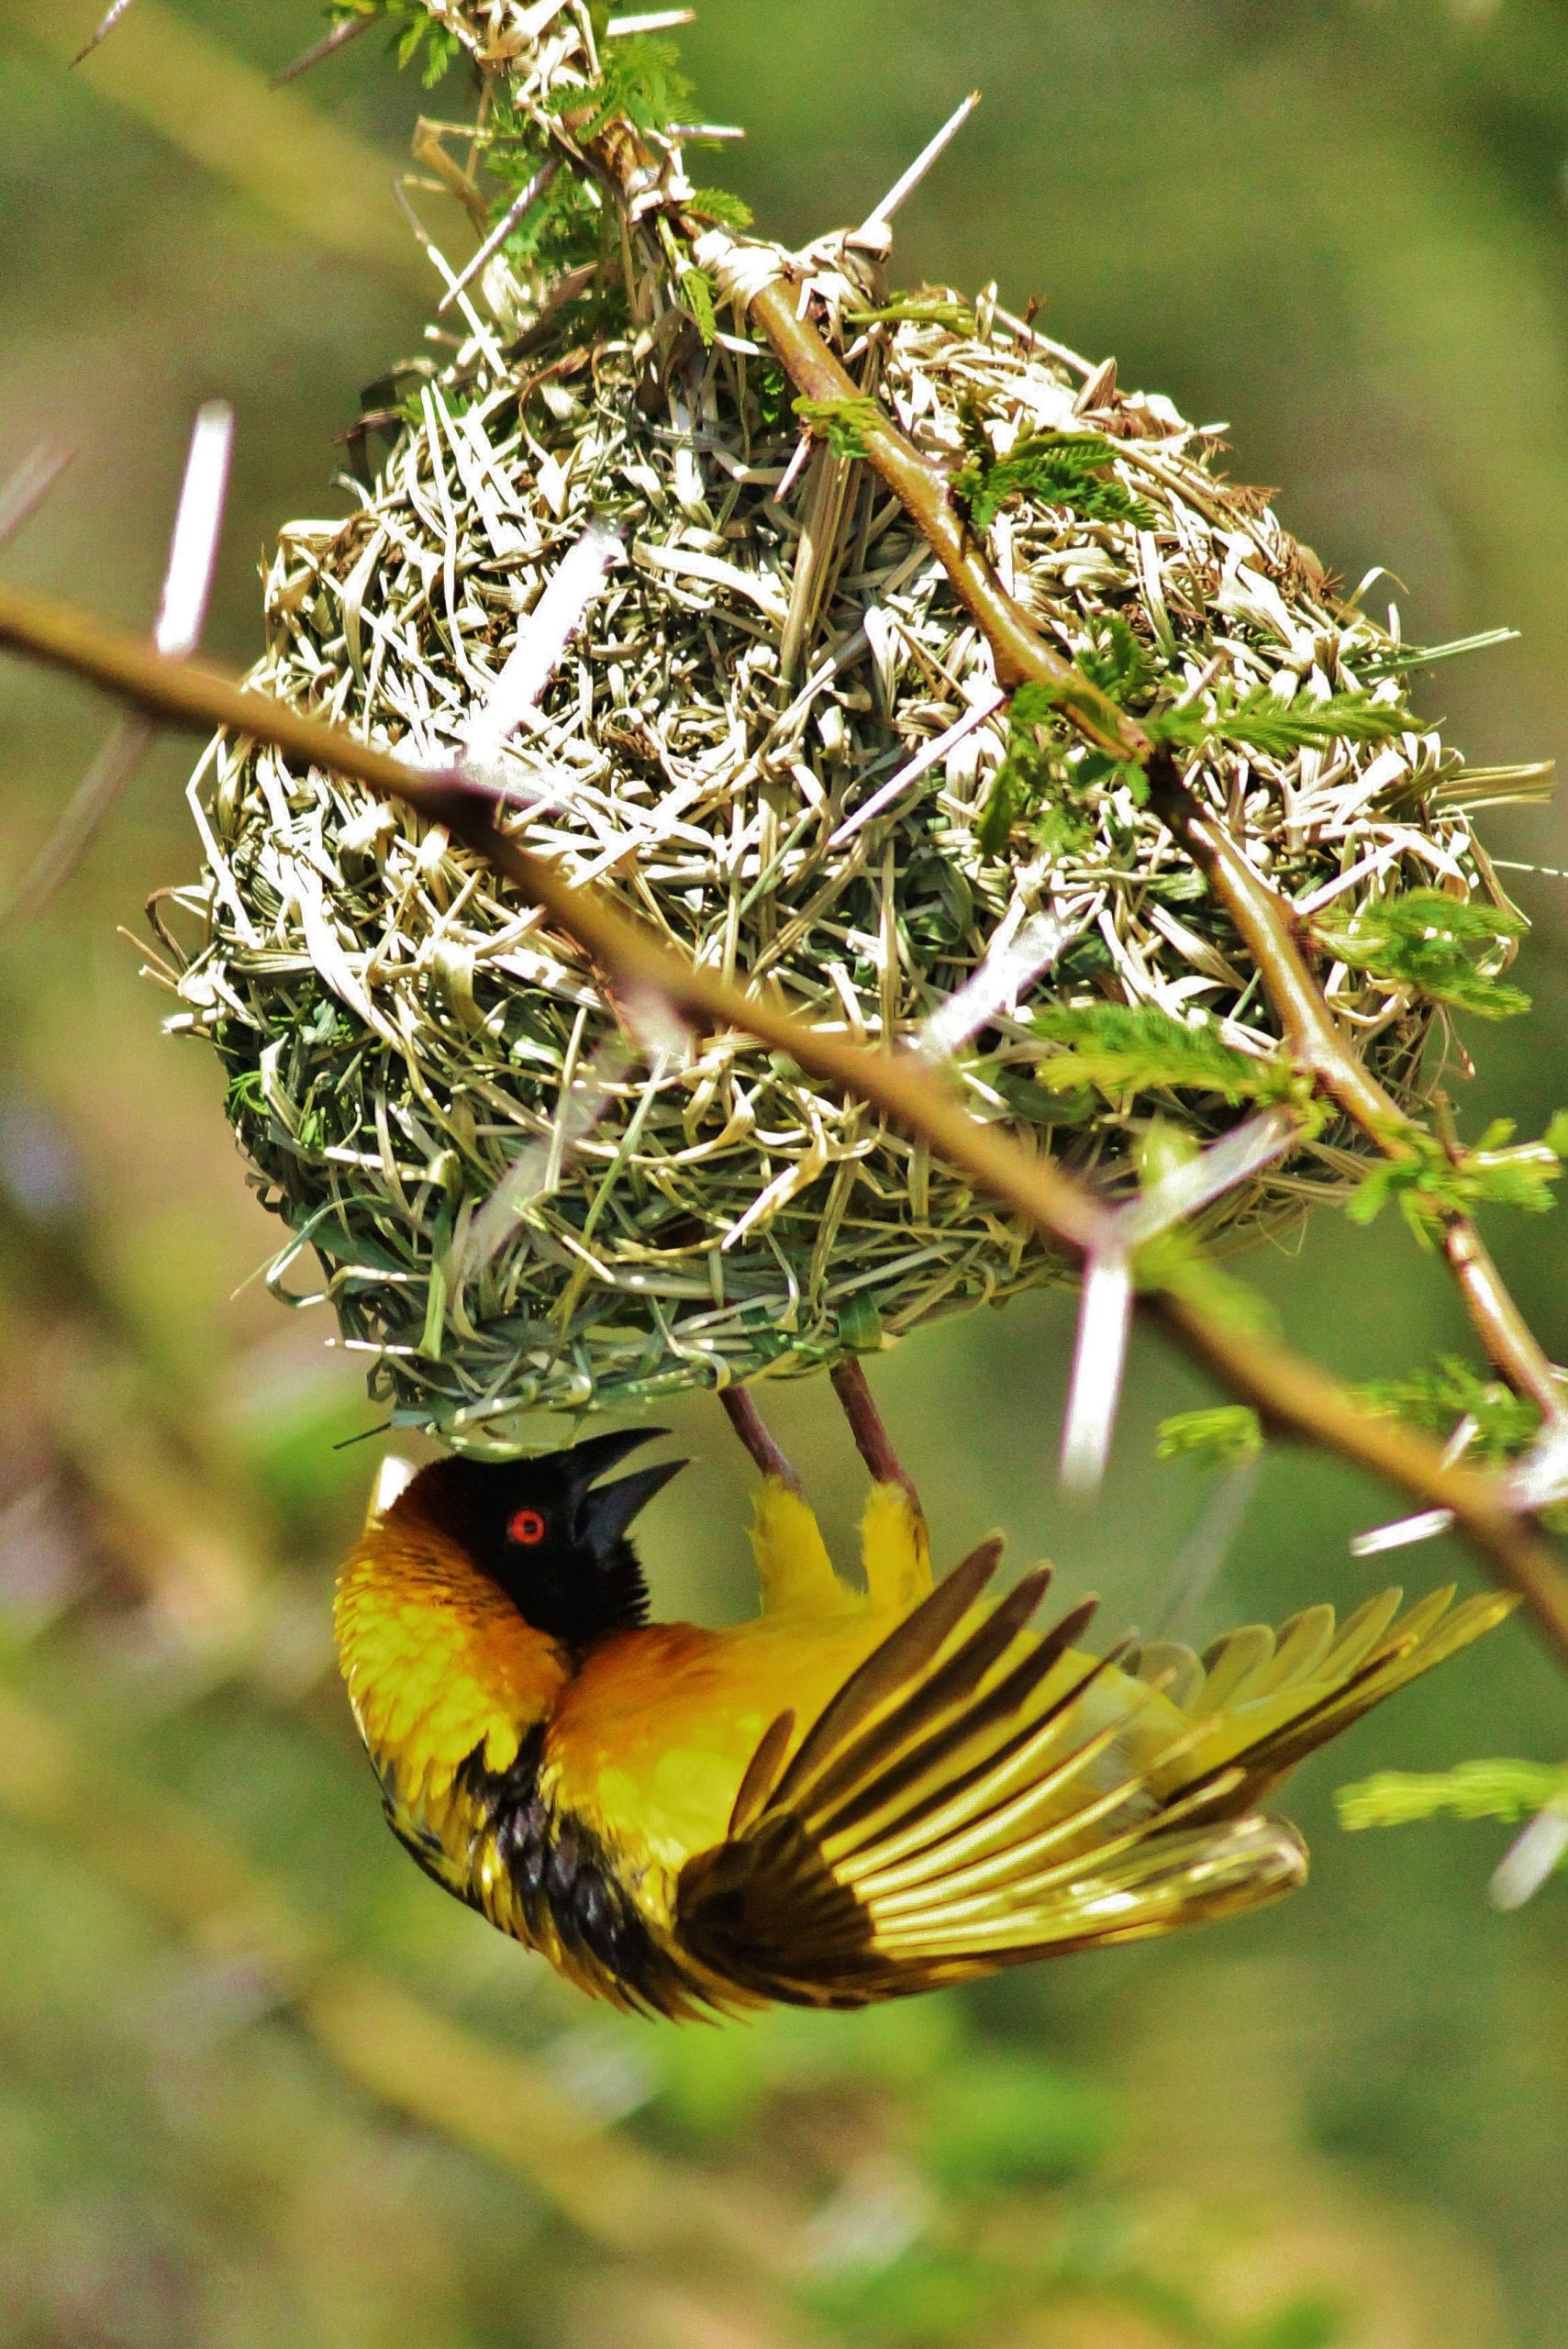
2, 578, 1567, 1658
701, 238, 1562, 1424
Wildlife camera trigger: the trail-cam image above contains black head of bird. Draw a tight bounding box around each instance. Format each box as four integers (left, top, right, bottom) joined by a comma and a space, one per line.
411, 1427, 686, 1648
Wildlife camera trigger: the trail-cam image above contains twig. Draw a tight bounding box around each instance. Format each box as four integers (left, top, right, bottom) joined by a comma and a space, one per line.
830, 1360, 920, 1511
1, 584, 1567, 1660
0, 445, 76, 550
270, 13, 375, 87
719, 1388, 801, 1491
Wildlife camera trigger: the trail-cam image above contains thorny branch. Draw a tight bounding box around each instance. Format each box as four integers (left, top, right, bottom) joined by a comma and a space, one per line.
2, 579, 1567, 1661
709, 253, 1566, 1429
521, 69, 1566, 1438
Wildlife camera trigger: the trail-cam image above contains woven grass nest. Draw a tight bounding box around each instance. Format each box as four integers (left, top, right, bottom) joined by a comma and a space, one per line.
164, 139, 1506, 1445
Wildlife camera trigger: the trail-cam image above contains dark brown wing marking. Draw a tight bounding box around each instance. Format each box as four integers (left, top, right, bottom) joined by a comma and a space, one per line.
762, 1537, 1005, 1817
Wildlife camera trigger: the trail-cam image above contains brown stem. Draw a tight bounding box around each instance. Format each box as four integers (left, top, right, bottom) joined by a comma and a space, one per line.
2, 584, 1567, 1661
1144, 752, 1564, 1419
1442, 1222, 1564, 1421
719, 1387, 802, 1491
1156, 1294, 1568, 1656
737, 276, 1140, 757
1143, 752, 1406, 1134
830, 1359, 920, 1511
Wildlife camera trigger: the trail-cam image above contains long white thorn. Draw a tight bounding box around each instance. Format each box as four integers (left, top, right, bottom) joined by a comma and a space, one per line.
1114, 1106, 1298, 1251
7, 403, 231, 923
858, 91, 981, 239
1506, 1411, 1568, 1513
271, 13, 376, 88
461, 1040, 630, 1278
72, 0, 139, 64
462, 521, 621, 785
1490, 1803, 1568, 1911
831, 683, 1004, 851
1154, 1455, 1262, 1635
917, 907, 1074, 1061
1060, 1252, 1134, 1497
608, 10, 697, 33
155, 400, 234, 656
1350, 1508, 1455, 1559
438, 160, 562, 316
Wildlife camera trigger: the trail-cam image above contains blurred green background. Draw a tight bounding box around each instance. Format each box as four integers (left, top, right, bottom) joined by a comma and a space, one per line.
2, 0, 1568, 2342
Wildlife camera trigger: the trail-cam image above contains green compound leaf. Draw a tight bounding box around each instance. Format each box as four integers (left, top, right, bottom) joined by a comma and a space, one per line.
1350, 1353, 1542, 1462
1346, 1119, 1565, 1244
543, 35, 695, 138
1032, 1003, 1295, 1104
686, 187, 754, 232
792, 395, 885, 459
953, 428, 1156, 535
339, 0, 462, 83
1148, 683, 1416, 759
1155, 1405, 1264, 1467
678, 265, 717, 346
1338, 1760, 1568, 1832
1309, 885, 1529, 1019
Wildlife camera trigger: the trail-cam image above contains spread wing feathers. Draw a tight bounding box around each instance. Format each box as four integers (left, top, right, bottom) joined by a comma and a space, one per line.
676, 1543, 1303, 2006
1127, 1583, 1518, 1815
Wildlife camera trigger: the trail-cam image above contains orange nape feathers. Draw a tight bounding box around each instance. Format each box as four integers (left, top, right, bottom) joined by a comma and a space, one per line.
334, 1443, 1515, 2018
335, 1474, 569, 1800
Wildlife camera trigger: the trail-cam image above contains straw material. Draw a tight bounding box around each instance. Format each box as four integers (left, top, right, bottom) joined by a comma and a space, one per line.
160, 227, 1501, 1444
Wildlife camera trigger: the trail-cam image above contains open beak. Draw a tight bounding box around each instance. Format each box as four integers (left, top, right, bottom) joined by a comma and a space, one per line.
555, 1428, 687, 1561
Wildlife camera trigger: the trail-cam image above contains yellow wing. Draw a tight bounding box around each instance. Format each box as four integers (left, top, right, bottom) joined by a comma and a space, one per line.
1128, 1581, 1517, 1812
675, 1542, 1513, 2009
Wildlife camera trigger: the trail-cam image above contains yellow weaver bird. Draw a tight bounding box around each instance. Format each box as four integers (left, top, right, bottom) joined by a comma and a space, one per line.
335, 1430, 1510, 2019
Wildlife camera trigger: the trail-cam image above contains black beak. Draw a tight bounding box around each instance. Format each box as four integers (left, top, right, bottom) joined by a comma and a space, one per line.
558, 1426, 670, 1498
575, 1457, 687, 1561
554, 1428, 687, 1563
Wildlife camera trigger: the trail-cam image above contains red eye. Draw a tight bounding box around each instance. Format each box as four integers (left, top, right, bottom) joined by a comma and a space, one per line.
509, 1507, 548, 1547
